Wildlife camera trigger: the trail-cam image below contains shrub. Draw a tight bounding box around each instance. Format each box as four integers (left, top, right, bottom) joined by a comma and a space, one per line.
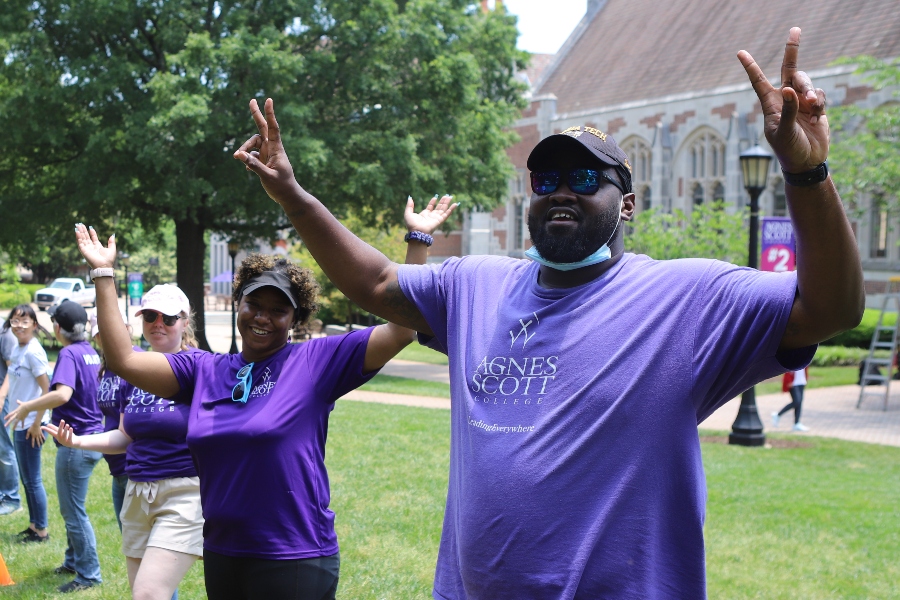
0, 288, 31, 308
823, 308, 896, 348
811, 345, 876, 366
0, 263, 32, 308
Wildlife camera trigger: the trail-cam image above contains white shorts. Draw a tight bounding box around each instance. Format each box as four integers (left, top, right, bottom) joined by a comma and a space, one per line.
121, 476, 204, 558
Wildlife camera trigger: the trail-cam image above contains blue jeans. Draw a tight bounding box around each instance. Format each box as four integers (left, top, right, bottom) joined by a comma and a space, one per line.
14, 430, 48, 529
112, 474, 128, 532
56, 445, 103, 585
0, 398, 21, 507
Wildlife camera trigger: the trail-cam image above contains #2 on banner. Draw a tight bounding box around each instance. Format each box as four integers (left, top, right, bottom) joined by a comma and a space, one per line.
760, 217, 795, 273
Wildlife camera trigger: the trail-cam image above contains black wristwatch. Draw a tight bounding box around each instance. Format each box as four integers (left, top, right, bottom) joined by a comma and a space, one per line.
782, 161, 828, 187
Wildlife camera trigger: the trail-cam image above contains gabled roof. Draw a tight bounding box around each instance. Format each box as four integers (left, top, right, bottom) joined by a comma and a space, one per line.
536, 0, 900, 114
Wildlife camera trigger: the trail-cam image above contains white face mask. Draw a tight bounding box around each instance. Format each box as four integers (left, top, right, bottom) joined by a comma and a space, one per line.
525, 197, 623, 271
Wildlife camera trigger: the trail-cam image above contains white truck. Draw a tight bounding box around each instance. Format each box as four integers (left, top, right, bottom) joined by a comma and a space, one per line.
34, 277, 96, 310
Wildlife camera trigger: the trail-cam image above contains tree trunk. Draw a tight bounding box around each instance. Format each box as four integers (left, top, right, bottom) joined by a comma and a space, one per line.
175, 218, 211, 351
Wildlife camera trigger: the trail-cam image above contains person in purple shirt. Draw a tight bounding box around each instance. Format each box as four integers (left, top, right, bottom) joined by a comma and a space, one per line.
89, 309, 133, 529
68, 196, 454, 599
48, 285, 202, 600
7, 299, 103, 593
230, 29, 865, 599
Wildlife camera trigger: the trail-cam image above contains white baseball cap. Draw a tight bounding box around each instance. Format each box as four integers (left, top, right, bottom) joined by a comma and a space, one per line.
90, 309, 128, 338
135, 284, 190, 317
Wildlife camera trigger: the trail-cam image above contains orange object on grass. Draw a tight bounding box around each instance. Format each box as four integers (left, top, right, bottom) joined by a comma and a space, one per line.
0, 552, 14, 585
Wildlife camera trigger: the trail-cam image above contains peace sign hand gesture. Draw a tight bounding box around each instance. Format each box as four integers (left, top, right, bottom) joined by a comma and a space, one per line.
738, 27, 829, 173
233, 98, 302, 206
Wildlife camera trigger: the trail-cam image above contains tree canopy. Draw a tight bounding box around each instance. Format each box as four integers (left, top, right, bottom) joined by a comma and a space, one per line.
626, 203, 748, 264
830, 56, 900, 214
0, 0, 527, 347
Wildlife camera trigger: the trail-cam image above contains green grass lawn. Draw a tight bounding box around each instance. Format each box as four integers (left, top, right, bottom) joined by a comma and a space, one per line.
2, 404, 898, 598
394, 343, 448, 365
700, 429, 900, 599
755, 365, 859, 396
359, 374, 451, 398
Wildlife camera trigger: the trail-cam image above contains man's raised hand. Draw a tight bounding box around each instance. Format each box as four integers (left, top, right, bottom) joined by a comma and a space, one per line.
738, 27, 829, 174
233, 98, 301, 206
405, 195, 459, 235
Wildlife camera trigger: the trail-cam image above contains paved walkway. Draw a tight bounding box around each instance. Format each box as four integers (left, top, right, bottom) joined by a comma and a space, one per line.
344, 370, 900, 447
701, 384, 900, 447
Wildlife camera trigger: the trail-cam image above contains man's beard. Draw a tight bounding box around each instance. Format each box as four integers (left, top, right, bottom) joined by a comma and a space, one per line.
528, 206, 620, 264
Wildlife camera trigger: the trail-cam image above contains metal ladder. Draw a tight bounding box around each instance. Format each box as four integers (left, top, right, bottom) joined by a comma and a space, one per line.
857, 294, 900, 411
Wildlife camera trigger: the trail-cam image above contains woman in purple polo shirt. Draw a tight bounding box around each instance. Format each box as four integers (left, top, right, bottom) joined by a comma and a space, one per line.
6, 299, 103, 593
49, 285, 204, 600
65, 197, 453, 599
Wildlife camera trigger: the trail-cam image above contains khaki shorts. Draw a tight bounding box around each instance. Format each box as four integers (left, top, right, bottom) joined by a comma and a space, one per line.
121, 476, 204, 558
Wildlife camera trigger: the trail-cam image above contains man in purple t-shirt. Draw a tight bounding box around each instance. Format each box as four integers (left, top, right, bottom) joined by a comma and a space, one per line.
235, 30, 864, 599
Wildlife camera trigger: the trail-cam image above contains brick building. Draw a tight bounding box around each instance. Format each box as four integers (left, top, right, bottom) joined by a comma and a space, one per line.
447, 0, 900, 303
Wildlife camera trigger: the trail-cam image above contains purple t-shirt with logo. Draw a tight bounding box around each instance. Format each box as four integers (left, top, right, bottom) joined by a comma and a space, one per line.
122, 347, 203, 482
50, 341, 102, 439
166, 329, 376, 560
96, 353, 140, 477
398, 253, 814, 600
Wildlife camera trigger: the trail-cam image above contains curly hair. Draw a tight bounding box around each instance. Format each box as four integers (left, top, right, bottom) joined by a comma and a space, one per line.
233, 253, 319, 326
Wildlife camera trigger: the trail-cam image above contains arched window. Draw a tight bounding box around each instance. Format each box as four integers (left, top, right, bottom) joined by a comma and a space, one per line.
713, 182, 725, 204
621, 136, 653, 210
692, 183, 704, 206
621, 137, 653, 197
681, 128, 727, 212
643, 186, 652, 211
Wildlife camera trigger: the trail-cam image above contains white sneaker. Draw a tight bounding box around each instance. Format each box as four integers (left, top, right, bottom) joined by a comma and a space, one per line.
771, 412, 780, 427
792, 423, 809, 432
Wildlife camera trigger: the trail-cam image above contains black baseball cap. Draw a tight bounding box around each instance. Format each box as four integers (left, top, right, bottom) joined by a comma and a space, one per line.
527, 126, 633, 193
49, 299, 89, 332
239, 271, 298, 309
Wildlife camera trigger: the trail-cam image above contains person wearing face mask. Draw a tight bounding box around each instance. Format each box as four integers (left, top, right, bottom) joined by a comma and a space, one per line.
46, 285, 202, 600
231, 29, 865, 599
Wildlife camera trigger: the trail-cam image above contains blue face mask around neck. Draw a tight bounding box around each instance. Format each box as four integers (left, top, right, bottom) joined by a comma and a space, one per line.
525, 198, 623, 272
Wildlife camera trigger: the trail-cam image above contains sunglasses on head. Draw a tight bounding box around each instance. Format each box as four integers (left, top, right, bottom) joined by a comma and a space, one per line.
530, 168, 626, 196
141, 311, 184, 327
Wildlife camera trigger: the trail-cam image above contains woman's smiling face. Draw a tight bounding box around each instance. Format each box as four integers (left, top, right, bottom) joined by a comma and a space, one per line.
9, 309, 37, 345
141, 310, 187, 354
237, 286, 295, 361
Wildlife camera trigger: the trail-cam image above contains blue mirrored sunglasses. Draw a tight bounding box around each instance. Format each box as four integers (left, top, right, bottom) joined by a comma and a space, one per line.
232, 362, 255, 403
530, 168, 626, 196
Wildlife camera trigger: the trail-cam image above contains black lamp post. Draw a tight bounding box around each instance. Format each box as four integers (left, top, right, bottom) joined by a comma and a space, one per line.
729, 144, 774, 447
228, 240, 240, 354
118, 252, 131, 320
